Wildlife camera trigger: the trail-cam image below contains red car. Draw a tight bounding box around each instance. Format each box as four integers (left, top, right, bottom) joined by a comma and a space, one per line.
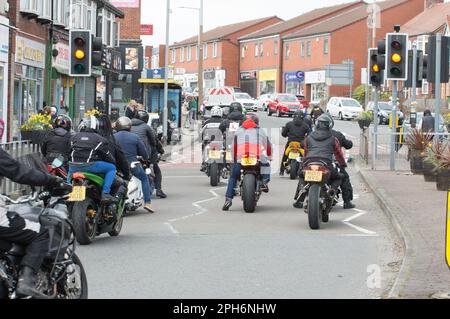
267, 94, 303, 117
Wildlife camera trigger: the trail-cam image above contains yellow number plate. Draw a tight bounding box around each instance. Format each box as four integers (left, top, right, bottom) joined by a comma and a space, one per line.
208, 150, 222, 159
241, 157, 258, 166
289, 152, 300, 159
67, 186, 86, 202
304, 170, 323, 182
226, 151, 232, 161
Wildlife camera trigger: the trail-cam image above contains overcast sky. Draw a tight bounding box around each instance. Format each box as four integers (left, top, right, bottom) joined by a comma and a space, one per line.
140, 0, 364, 47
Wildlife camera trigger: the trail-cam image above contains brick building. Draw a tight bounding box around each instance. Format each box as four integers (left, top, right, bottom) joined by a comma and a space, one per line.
0, 0, 9, 143
238, 1, 365, 98
168, 16, 282, 91
281, 0, 425, 104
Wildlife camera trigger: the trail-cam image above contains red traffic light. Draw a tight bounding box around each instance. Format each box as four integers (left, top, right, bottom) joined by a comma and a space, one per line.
74, 37, 85, 47
391, 41, 402, 51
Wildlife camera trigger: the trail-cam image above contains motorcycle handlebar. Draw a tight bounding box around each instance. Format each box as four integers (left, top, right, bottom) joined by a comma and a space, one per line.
1, 191, 39, 205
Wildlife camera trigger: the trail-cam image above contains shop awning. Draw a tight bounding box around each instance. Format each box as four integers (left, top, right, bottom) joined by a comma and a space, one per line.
138, 78, 181, 85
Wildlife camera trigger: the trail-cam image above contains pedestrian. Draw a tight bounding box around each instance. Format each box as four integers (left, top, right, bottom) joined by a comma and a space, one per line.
96, 96, 105, 113
421, 109, 435, 134
125, 100, 138, 119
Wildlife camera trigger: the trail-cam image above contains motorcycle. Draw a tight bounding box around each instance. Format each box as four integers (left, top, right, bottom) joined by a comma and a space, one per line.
282, 141, 304, 180
125, 157, 155, 213
202, 124, 229, 186
298, 160, 340, 230
67, 168, 128, 245
0, 184, 88, 299
239, 154, 265, 213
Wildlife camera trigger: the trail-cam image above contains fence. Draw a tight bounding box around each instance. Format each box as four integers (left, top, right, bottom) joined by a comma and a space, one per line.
369, 131, 450, 171
0, 141, 41, 195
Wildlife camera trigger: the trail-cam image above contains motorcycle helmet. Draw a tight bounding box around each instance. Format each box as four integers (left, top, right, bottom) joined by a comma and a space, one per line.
293, 110, 305, 121
115, 116, 132, 132
322, 113, 335, 129
230, 102, 243, 114
54, 115, 72, 131
210, 106, 223, 118
316, 114, 334, 131
78, 115, 100, 133
135, 110, 150, 124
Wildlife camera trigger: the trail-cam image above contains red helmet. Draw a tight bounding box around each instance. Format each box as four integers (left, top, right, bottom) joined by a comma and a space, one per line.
54, 115, 72, 131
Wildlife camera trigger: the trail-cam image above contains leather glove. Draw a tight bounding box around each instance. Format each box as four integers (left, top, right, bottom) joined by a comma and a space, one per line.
50, 175, 64, 187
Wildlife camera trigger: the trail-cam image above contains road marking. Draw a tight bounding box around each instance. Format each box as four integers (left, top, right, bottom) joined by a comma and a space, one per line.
164, 222, 179, 235
337, 234, 379, 237
342, 209, 377, 235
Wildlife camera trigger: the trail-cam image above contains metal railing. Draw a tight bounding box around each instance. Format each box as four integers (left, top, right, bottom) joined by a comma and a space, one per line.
0, 141, 40, 195
369, 131, 450, 171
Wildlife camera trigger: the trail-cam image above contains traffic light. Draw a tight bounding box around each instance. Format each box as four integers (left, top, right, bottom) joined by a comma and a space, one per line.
91, 36, 103, 67
70, 30, 91, 77
385, 33, 408, 81
369, 48, 384, 87
425, 35, 450, 83
405, 50, 424, 88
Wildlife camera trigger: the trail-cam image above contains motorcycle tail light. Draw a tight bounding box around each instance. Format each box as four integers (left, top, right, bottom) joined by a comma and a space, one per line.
72, 173, 86, 180
306, 165, 329, 173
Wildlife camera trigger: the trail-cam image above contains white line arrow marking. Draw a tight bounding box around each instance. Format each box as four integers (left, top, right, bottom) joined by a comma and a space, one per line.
342, 208, 377, 235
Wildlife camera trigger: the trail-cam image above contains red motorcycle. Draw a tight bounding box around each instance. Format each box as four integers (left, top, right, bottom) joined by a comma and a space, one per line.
47, 156, 68, 179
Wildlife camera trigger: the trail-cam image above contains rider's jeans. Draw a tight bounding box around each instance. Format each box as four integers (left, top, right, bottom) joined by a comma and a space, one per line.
131, 164, 152, 203
67, 161, 116, 194
225, 163, 271, 199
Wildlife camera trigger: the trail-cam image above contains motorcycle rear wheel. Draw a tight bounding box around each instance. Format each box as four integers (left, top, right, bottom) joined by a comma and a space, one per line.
308, 184, 322, 230
290, 160, 299, 180
242, 174, 257, 213
72, 198, 97, 245
210, 163, 220, 187
108, 214, 124, 237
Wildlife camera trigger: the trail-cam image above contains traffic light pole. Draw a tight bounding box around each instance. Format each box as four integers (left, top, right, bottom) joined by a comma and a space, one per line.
372, 87, 379, 169
435, 33, 442, 138
411, 43, 418, 129
390, 80, 398, 171
163, 0, 171, 144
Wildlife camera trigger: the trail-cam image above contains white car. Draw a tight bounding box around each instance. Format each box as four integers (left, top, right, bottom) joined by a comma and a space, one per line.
256, 93, 273, 111
326, 97, 363, 121
234, 92, 258, 112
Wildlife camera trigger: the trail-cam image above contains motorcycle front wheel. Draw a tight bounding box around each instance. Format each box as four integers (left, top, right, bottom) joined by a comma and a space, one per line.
242, 174, 257, 213
307, 184, 322, 230
60, 254, 88, 299
72, 198, 98, 245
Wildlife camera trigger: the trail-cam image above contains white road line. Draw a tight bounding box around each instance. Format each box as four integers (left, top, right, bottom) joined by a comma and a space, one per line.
164, 222, 179, 235
337, 234, 379, 237
342, 209, 377, 235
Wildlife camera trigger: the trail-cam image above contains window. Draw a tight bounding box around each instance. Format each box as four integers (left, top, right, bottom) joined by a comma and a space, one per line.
259, 43, 264, 57
71, 0, 96, 30
37, 0, 51, 19
307, 41, 311, 57
254, 44, 259, 57
300, 42, 305, 57
241, 46, 246, 58
203, 43, 208, 59
212, 42, 218, 58
20, 0, 38, 13
196, 45, 199, 60
187, 46, 191, 61
324, 39, 329, 55
285, 43, 290, 59
180, 47, 185, 62
171, 49, 176, 63
274, 40, 278, 55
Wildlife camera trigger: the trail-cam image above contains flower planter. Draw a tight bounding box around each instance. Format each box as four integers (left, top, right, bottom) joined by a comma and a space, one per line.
21, 130, 49, 144
410, 150, 425, 174
358, 119, 371, 130
423, 161, 437, 182
436, 168, 450, 191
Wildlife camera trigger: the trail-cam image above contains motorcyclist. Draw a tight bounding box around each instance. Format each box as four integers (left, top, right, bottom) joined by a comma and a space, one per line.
68, 115, 118, 203
222, 114, 272, 211
40, 114, 72, 169
310, 104, 325, 124
280, 110, 310, 176
114, 117, 155, 213
293, 114, 346, 209
200, 106, 224, 172
131, 110, 167, 199
219, 102, 245, 135
0, 146, 62, 299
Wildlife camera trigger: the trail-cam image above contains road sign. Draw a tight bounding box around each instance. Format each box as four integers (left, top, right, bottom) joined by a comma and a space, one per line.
446, 190, 450, 269
325, 62, 354, 86
141, 24, 154, 36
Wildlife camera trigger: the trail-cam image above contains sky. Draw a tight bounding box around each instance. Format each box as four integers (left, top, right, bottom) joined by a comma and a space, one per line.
140, 0, 363, 47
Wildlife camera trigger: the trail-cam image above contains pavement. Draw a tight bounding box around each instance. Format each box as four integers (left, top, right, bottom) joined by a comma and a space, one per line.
77, 113, 403, 299
358, 167, 450, 299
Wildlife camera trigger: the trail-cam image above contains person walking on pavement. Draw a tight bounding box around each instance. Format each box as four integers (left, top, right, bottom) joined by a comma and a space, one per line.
114, 117, 155, 213
421, 109, 435, 134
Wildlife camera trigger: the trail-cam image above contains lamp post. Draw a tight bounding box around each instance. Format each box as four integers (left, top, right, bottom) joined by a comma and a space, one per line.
163, 0, 171, 144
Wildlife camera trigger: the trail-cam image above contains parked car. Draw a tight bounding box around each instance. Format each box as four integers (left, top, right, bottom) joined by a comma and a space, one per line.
367, 101, 404, 125
256, 94, 274, 111
267, 94, 302, 117
326, 97, 364, 120
234, 92, 258, 112
296, 95, 310, 109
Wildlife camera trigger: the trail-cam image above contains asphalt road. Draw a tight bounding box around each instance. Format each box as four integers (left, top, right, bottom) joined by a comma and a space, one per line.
77, 113, 402, 299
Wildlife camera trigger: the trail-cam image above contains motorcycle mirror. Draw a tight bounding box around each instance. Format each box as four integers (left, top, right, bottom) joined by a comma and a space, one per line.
52, 156, 64, 169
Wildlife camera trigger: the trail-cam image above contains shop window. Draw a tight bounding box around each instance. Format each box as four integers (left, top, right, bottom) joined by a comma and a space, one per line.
307, 41, 311, 57
180, 47, 185, 62
324, 39, 329, 55
187, 46, 191, 61
254, 44, 259, 57
285, 43, 290, 59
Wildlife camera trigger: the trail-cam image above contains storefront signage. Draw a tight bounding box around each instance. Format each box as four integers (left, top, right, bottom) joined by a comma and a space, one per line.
148, 67, 174, 79
141, 24, 153, 36
53, 43, 70, 75
259, 69, 277, 82
240, 71, 257, 80
305, 70, 326, 84
285, 71, 305, 83
15, 36, 46, 69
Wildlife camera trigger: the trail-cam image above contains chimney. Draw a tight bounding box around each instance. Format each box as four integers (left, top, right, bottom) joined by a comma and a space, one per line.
425, 0, 444, 9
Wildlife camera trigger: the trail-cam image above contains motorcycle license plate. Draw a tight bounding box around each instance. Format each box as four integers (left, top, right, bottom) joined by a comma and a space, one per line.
208, 150, 222, 159
289, 152, 300, 159
241, 157, 258, 166
304, 171, 323, 182
67, 186, 86, 202
226, 151, 232, 161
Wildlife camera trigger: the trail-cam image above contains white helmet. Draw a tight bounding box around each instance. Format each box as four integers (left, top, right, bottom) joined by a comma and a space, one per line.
211, 106, 223, 118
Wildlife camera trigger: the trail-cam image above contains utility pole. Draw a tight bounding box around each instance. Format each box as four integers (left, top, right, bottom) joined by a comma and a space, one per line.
197, 0, 204, 118
163, 0, 171, 144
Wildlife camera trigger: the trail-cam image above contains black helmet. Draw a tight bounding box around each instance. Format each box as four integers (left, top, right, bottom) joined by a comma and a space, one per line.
78, 115, 100, 133
230, 102, 243, 113
116, 117, 132, 132
293, 110, 305, 120
54, 115, 72, 131
316, 114, 334, 131
136, 110, 150, 124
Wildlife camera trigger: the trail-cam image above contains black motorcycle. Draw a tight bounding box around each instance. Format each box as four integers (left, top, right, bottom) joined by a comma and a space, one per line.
239, 154, 265, 213
0, 185, 88, 299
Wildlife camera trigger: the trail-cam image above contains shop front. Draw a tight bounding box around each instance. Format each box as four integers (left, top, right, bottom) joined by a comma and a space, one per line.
284, 71, 305, 95
12, 36, 45, 140
52, 41, 72, 116
258, 69, 277, 96
305, 70, 327, 104
0, 16, 9, 143
240, 71, 257, 98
